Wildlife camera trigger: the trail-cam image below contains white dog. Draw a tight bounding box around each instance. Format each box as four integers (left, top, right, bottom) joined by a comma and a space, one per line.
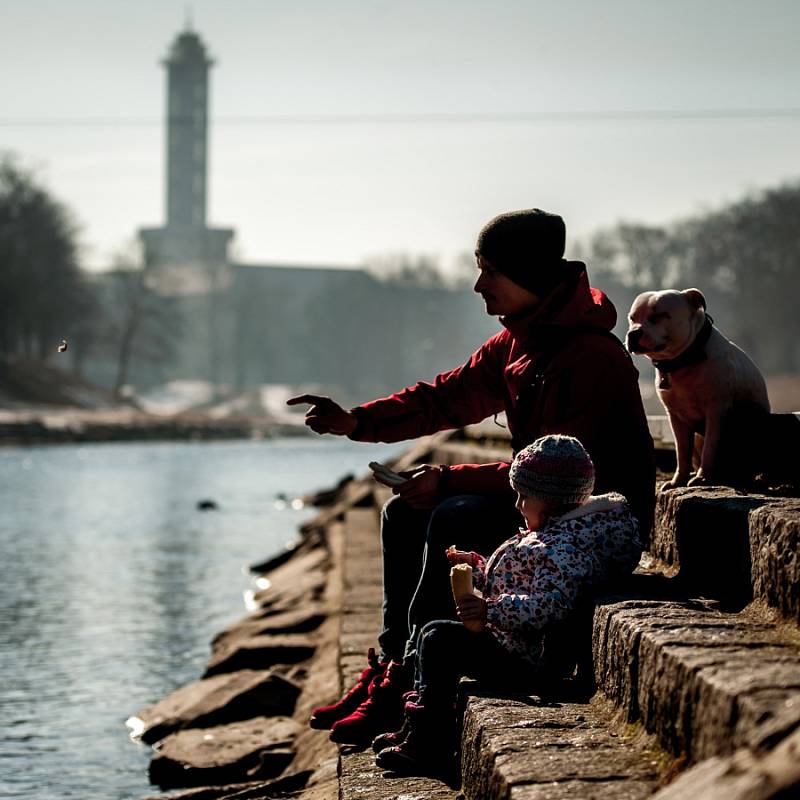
626, 288, 770, 490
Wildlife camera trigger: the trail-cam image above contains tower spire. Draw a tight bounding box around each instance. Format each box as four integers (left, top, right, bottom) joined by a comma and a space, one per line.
138, 24, 234, 290
184, 5, 193, 32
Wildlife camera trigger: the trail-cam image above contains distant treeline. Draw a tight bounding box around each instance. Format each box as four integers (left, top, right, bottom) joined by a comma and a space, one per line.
2, 152, 798, 405
577, 183, 800, 373
0, 157, 91, 361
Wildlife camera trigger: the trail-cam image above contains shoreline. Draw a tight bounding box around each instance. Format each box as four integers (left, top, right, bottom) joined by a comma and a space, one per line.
0, 408, 310, 445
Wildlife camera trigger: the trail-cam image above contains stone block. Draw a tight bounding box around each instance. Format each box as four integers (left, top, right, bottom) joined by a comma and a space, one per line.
651, 725, 800, 799
203, 634, 316, 677
750, 499, 800, 623
132, 668, 301, 744
211, 607, 326, 653
594, 600, 800, 762
593, 600, 702, 721
652, 488, 770, 606
338, 750, 457, 799
148, 716, 300, 789
461, 695, 658, 800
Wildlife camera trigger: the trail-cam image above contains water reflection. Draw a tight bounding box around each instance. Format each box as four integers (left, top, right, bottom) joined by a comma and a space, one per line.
0, 437, 403, 799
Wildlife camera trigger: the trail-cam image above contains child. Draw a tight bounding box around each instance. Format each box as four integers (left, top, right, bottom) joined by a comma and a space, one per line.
373, 434, 641, 775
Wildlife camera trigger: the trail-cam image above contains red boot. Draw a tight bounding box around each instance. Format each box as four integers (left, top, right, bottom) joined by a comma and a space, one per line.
329, 659, 411, 745
309, 648, 387, 730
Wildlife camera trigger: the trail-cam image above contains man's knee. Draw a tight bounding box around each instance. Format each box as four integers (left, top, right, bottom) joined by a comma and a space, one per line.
381, 494, 429, 549
426, 494, 484, 548
381, 494, 425, 524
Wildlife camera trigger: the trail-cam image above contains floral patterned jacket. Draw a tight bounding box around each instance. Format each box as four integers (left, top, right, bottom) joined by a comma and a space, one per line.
471, 493, 641, 665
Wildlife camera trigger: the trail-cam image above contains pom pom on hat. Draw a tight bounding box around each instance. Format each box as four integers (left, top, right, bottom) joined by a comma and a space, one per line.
510, 435, 595, 506
476, 208, 567, 297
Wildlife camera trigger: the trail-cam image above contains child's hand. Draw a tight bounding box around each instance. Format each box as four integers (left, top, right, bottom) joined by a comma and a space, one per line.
455, 595, 487, 631
445, 547, 475, 566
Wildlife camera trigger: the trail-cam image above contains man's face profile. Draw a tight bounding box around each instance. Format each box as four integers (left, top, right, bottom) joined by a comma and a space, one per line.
473, 255, 540, 317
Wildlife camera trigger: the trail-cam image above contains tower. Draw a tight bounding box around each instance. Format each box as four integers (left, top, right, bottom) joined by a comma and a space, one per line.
139, 25, 234, 293
165, 28, 210, 229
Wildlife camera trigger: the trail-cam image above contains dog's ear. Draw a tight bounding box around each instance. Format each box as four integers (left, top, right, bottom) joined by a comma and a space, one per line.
683, 288, 706, 311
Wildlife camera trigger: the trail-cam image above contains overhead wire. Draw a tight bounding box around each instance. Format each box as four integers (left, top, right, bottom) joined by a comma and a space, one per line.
1, 107, 800, 127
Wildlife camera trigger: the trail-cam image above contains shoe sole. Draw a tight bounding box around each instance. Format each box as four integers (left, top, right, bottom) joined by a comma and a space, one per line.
329, 728, 377, 745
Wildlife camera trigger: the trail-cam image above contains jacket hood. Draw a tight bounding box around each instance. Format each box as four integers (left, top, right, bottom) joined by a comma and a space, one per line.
500, 261, 617, 340
553, 492, 629, 522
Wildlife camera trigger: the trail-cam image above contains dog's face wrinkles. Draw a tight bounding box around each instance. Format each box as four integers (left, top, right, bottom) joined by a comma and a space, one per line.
626, 290, 706, 360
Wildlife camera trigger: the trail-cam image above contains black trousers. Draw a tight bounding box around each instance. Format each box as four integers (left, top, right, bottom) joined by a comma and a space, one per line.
414, 620, 531, 713
377, 493, 523, 662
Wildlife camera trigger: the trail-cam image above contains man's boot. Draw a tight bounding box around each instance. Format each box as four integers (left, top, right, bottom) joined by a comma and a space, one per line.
329, 659, 411, 745
309, 648, 387, 730
374, 699, 458, 778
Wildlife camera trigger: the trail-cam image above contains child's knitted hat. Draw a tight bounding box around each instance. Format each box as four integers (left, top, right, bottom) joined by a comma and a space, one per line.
510, 435, 595, 506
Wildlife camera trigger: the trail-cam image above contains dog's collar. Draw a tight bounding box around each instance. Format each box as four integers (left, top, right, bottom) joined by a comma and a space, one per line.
652, 315, 714, 377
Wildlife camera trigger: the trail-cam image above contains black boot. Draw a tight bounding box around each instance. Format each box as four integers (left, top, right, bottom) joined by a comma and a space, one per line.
370, 691, 419, 752
374, 699, 458, 779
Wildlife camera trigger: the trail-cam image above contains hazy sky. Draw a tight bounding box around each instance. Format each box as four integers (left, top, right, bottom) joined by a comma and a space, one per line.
2, 0, 799, 271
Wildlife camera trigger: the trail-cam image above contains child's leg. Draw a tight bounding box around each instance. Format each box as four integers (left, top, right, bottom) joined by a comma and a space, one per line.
414, 620, 513, 712
375, 620, 471, 774
375, 620, 516, 774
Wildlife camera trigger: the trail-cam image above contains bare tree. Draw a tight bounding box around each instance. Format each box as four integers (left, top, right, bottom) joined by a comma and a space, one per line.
103, 246, 180, 397
587, 223, 676, 289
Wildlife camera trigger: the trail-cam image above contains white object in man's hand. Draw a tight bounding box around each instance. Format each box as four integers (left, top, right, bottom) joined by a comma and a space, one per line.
368, 461, 407, 487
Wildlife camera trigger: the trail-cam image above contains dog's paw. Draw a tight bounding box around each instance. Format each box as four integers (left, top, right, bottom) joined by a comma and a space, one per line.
687, 473, 710, 487
659, 478, 686, 492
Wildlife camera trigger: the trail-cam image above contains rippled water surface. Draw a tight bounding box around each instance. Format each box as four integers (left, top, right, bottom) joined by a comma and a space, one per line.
0, 437, 404, 799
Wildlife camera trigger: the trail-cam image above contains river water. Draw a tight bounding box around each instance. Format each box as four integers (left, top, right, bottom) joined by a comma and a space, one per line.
0, 437, 404, 800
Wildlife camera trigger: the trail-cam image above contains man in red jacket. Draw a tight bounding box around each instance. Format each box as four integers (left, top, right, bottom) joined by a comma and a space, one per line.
288, 209, 655, 745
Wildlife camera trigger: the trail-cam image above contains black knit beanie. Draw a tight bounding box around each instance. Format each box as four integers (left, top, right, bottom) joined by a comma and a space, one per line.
475, 208, 567, 296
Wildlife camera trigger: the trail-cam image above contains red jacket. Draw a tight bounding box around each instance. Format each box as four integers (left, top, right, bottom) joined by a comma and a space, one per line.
350, 263, 655, 532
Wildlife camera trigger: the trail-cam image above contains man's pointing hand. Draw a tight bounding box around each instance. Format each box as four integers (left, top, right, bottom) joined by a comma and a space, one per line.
286, 394, 358, 436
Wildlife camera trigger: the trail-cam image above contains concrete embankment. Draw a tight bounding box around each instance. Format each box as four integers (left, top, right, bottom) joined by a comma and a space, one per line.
133, 424, 800, 800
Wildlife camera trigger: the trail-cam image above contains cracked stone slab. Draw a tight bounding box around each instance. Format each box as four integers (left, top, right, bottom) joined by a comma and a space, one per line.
651, 725, 800, 799
204, 633, 316, 677
594, 599, 800, 761
251, 571, 328, 616
148, 716, 301, 789
250, 545, 330, 614
593, 600, 710, 721
652, 488, 771, 604
139, 770, 312, 799
131, 668, 301, 744
339, 749, 459, 799
461, 696, 659, 800
211, 608, 326, 654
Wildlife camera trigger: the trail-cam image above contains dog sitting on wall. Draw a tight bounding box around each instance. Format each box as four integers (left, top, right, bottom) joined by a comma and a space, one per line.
626, 288, 799, 492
